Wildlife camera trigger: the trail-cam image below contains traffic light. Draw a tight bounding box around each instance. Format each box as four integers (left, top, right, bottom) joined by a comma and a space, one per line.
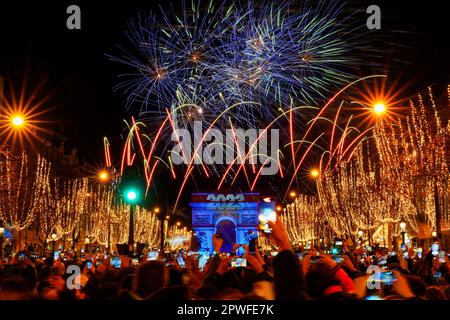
125, 189, 138, 202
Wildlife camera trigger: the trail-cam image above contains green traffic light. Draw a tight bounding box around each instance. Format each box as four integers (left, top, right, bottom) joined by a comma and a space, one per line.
126, 190, 137, 201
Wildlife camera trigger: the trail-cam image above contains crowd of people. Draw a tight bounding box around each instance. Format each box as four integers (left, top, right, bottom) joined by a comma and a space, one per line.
1, 219, 449, 300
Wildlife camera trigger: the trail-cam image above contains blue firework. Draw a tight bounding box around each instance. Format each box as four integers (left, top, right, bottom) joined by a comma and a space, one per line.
109, 0, 363, 126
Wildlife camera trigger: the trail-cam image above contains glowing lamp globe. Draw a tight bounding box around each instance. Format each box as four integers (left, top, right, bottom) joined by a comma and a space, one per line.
11, 116, 25, 127
310, 169, 320, 178
98, 170, 109, 182
373, 102, 386, 115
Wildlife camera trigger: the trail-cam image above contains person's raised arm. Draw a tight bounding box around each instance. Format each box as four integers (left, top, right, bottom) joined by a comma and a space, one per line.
196, 234, 224, 298
267, 219, 308, 300
204, 234, 223, 277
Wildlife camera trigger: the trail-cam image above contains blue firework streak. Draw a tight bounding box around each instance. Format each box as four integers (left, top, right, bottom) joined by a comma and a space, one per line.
109, 0, 363, 126
214, 0, 357, 111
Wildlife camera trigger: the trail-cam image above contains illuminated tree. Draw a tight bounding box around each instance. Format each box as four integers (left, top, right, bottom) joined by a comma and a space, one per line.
35, 176, 85, 249
54, 178, 89, 247
317, 142, 415, 245
0, 153, 50, 249
374, 86, 450, 239
282, 194, 323, 245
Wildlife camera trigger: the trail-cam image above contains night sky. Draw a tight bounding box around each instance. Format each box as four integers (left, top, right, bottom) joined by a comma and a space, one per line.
0, 0, 449, 210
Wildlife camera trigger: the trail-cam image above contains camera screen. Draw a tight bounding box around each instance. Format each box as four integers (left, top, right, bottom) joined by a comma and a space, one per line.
259, 202, 276, 233
111, 257, 121, 269
177, 255, 185, 267
231, 258, 247, 268
258, 208, 276, 233
381, 272, 396, 285
147, 251, 158, 261
438, 250, 445, 263
431, 243, 439, 256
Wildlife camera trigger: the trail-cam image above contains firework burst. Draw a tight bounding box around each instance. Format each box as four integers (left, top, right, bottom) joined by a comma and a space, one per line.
109, 0, 365, 127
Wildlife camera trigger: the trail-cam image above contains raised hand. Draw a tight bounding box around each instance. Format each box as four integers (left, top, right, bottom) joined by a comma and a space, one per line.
391, 271, 415, 299
253, 239, 265, 265
213, 234, 223, 254
267, 219, 291, 251
244, 253, 265, 274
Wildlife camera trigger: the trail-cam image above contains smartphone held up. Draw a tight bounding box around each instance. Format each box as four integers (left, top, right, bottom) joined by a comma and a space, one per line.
259, 199, 277, 233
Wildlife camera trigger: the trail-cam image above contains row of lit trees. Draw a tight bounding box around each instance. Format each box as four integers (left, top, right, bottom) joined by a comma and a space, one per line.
317, 142, 415, 246
284, 85, 449, 248
0, 151, 162, 252
374, 86, 450, 241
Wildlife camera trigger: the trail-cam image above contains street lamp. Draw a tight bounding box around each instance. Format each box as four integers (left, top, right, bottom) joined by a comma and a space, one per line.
10, 115, 25, 128
0, 227, 4, 257
373, 102, 386, 116
97, 170, 112, 252
98, 170, 110, 182
310, 169, 320, 179
432, 230, 437, 242
51, 232, 57, 255
155, 208, 167, 253
98, 170, 112, 252
399, 221, 406, 249
289, 191, 297, 198
357, 230, 363, 246
85, 237, 90, 253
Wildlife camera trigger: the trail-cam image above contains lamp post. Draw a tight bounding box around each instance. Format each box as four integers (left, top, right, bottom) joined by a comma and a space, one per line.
85, 237, 90, 253
357, 230, 363, 247
98, 169, 111, 253
0, 227, 4, 257
400, 221, 406, 250
432, 230, 437, 242
124, 189, 138, 253
51, 232, 57, 255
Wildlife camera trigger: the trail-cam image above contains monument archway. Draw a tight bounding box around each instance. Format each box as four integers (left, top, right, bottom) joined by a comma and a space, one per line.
190, 192, 259, 253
